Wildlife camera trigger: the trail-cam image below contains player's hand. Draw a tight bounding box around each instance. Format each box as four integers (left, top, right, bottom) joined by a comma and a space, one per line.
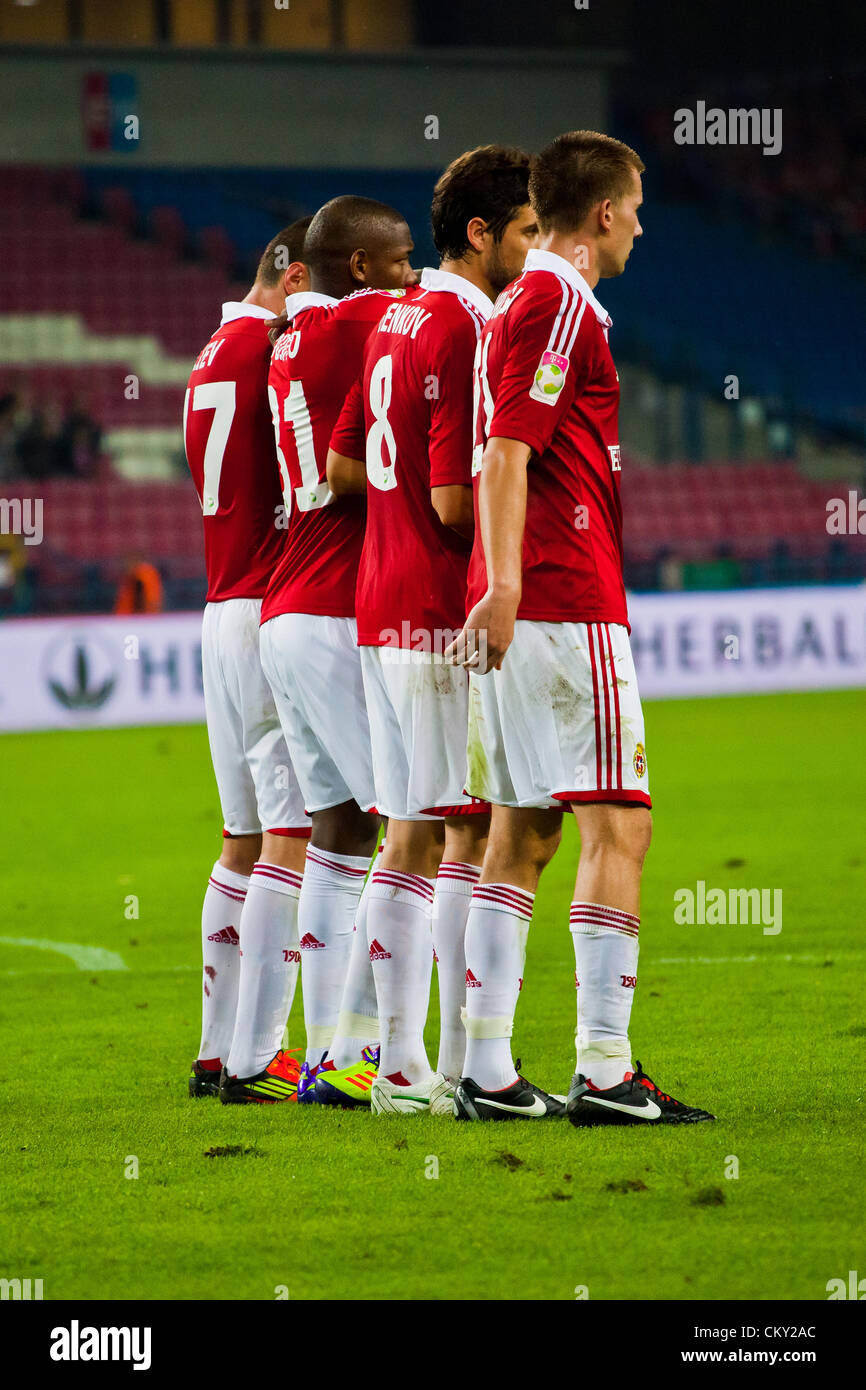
445, 590, 518, 673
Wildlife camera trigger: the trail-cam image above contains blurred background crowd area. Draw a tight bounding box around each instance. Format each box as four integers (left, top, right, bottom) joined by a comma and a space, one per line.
0, 0, 864, 615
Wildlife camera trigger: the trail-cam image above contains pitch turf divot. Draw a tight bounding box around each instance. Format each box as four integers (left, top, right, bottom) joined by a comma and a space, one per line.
0, 936, 128, 971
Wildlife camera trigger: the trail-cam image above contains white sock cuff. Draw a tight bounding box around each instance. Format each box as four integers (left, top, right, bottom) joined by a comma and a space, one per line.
307, 1024, 335, 1050
335, 1010, 380, 1043
305, 846, 370, 884
569, 901, 640, 938
578, 1038, 632, 1062
460, 1008, 514, 1039
208, 861, 249, 900
250, 861, 303, 898
471, 882, 534, 921
436, 861, 481, 896
369, 869, 435, 914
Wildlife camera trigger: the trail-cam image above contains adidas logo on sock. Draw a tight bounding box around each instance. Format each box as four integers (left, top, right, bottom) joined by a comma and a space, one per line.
465, 968, 481, 988
299, 932, 326, 950
207, 925, 240, 945
369, 939, 391, 960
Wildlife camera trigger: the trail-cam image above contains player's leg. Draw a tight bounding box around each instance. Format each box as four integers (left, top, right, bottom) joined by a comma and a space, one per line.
357, 646, 456, 1114
433, 812, 489, 1082
568, 801, 651, 1089
222, 830, 307, 1100
260, 613, 380, 1073
192, 830, 259, 1096
456, 805, 562, 1114
193, 601, 262, 1096
366, 816, 444, 1110
315, 834, 383, 1084
216, 599, 313, 1104
563, 623, 713, 1125
453, 629, 567, 1119
297, 800, 380, 1070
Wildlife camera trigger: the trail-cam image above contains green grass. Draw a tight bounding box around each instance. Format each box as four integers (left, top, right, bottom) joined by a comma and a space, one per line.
1, 690, 864, 1300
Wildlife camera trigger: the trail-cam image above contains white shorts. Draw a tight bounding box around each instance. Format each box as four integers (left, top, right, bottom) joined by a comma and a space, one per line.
259, 612, 377, 814
201, 599, 310, 838
360, 645, 489, 821
466, 619, 651, 810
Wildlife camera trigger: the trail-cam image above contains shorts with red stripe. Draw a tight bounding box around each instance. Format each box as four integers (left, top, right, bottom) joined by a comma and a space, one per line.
466, 619, 650, 810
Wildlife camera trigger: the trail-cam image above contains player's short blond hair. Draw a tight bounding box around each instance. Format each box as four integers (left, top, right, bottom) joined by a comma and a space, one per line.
530, 131, 644, 234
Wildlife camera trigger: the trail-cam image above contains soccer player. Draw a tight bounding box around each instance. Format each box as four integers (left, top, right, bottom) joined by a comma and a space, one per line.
327, 147, 538, 1115
258, 196, 418, 1102
185, 219, 315, 1104
447, 131, 715, 1124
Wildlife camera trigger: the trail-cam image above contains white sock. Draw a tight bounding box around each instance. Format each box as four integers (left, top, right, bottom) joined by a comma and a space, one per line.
225, 862, 302, 1078
366, 868, 435, 1085
327, 870, 380, 1069
570, 901, 639, 1089
462, 883, 533, 1091
197, 861, 246, 1068
298, 846, 369, 1065
432, 861, 480, 1080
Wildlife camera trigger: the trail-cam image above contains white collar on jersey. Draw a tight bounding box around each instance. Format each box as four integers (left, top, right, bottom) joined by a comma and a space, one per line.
220, 301, 276, 326
418, 266, 494, 321
522, 248, 612, 329
283, 290, 340, 324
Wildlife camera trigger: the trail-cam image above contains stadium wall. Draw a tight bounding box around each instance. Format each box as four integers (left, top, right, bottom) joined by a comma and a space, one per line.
0, 47, 610, 168
2, 587, 864, 733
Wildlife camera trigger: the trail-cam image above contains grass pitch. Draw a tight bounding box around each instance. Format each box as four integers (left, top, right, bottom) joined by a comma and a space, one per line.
1, 690, 864, 1301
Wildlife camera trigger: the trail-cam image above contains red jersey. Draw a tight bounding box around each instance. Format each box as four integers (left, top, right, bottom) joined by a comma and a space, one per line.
331, 268, 490, 650
466, 248, 627, 626
261, 287, 417, 625
184, 304, 284, 603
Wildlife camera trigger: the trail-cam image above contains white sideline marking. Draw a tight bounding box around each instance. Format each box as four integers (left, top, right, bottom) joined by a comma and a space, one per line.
655, 953, 825, 966
0, 936, 128, 971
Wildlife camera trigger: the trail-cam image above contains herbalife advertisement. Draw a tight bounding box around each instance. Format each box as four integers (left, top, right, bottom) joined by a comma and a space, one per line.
0, 585, 864, 733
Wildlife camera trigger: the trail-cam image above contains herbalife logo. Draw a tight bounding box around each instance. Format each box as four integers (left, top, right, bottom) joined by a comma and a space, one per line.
43, 636, 116, 711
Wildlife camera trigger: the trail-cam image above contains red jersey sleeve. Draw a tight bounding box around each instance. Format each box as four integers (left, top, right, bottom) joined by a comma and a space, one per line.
330, 374, 366, 461
488, 278, 593, 456
427, 317, 478, 489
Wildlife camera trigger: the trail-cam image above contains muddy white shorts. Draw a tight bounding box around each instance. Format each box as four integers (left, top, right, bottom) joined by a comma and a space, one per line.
466, 619, 650, 810
201, 599, 310, 837
360, 645, 489, 820
259, 612, 377, 814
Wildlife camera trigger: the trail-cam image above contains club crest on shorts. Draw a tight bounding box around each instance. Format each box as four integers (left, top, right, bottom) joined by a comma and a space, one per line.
633, 742, 647, 778
530, 350, 569, 404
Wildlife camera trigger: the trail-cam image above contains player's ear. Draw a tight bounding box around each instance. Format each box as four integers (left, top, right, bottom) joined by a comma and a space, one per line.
282, 261, 309, 296
465, 216, 487, 254
348, 248, 368, 285
599, 198, 614, 231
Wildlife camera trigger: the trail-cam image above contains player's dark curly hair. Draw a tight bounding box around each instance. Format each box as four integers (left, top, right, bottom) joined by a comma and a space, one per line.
431, 145, 531, 261
529, 130, 644, 234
